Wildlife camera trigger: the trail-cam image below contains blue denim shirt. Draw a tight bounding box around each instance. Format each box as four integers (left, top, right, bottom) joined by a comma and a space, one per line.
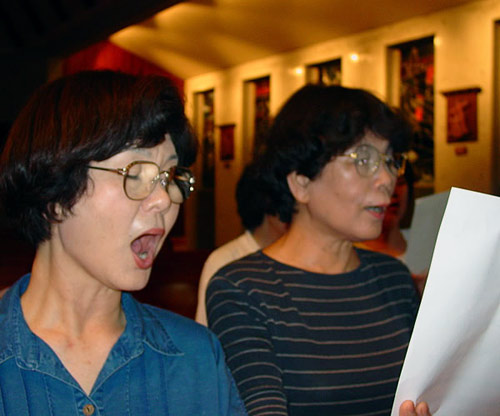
0, 275, 247, 416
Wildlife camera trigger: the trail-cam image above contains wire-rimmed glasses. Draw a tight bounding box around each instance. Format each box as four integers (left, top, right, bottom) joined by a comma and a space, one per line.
88, 161, 195, 203
338, 143, 407, 177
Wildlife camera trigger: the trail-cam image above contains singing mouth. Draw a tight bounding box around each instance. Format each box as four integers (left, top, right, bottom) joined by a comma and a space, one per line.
130, 229, 165, 268
366, 206, 386, 215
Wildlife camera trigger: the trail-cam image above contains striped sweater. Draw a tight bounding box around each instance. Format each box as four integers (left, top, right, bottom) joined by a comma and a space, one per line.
206, 248, 419, 416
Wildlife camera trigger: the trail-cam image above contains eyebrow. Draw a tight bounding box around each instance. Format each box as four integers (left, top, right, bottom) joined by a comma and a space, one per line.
130, 148, 178, 163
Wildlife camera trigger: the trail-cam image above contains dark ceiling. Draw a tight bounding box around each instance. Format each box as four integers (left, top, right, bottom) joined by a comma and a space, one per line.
0, 0, 182, 59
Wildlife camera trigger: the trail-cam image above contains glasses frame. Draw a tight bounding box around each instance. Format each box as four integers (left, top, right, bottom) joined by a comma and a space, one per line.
338, 143, 407, 177
88, 160, 195, 203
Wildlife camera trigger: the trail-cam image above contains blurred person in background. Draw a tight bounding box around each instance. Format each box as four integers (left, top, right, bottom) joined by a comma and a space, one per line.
196, 161, 288, 325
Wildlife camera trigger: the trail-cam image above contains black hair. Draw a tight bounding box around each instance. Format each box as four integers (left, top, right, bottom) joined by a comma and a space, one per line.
259, 84, 412, 223
0, 70, 198, 246
236, 161, 280, 231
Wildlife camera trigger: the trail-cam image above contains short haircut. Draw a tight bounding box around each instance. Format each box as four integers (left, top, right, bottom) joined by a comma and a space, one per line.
0, 70, 197, 247
236, 161, 279, 231
259, 84, 412, 223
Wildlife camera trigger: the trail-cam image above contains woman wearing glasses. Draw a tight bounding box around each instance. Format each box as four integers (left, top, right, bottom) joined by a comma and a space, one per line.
206, 85, 430, 416
0, 71, 246, 415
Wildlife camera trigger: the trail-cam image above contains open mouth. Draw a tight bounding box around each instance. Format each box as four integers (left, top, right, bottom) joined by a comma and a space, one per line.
130, 229, 164, 269
366, 206, 386, 215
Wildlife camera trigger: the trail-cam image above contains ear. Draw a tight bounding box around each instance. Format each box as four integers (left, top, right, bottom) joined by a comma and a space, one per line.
286, 171, 311, 204
48, 202, 66, 222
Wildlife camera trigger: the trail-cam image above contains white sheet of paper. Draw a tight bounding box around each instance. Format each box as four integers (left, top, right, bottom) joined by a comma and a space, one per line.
392, 187, 500, 415
405, 190, 450, 275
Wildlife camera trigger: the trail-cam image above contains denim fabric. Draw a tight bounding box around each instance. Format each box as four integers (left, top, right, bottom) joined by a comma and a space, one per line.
0, 275, 247, 416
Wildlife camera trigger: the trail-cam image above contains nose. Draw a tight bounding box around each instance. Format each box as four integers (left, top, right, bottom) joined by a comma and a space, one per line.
375, 161, 396, 196
141, 179, 173, 213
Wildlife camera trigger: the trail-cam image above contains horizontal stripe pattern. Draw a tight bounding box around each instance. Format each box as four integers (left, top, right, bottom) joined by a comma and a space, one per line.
207, 249, 419, 416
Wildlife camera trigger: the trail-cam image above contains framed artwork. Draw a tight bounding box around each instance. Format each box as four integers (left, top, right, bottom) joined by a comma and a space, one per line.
253, 77, 270, 157
219, 124, 235, 161
441, 87, 481, 143
396, 37, 435, 184
307, 58, 342, 86
200, 90, 215, 188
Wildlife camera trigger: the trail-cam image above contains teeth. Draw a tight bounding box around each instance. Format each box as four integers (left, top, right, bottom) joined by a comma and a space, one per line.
368, 206, 384, 213
139, 252, 148, 260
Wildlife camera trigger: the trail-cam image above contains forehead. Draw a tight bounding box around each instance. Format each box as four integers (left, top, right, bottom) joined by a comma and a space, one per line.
355, 131, 391, 152
129, 135, 178, 163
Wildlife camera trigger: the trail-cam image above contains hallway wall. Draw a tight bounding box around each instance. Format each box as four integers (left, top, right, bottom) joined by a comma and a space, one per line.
184, 0, 500, 247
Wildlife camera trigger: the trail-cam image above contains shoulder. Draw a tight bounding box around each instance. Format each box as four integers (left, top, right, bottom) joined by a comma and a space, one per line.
357, 247, 410, 273
356, 248, 419, 303
356, 248, 415, 289
203, 232, 259, 274
0, 276, 26, 323
135, 301, 223, 356
0, 277, 28, 361
206, 252, 286, 312
209, 251, 278, 286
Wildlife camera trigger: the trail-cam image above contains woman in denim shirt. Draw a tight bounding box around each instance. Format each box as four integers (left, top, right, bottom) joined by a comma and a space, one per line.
0, 71, 247, 416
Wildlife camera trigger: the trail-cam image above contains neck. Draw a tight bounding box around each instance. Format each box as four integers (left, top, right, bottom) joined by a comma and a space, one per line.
251, 214, 288, 249
362, 224, 407, 257
22, 241, 125, 338
264, 221, 359, 274
252, 224, 276, 249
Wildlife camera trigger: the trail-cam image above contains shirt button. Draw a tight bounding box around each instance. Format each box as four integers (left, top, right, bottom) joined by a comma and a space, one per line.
83, 404, 95, 415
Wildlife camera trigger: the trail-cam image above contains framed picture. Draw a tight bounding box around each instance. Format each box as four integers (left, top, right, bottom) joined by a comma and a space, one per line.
442, 87, 481, 143
219, 124, 235, 161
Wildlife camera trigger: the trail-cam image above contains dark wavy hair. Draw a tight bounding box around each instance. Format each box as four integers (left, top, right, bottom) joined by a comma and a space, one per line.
0, 70, 198, 247
236, 160, 281, 231
258, 84, 412, 223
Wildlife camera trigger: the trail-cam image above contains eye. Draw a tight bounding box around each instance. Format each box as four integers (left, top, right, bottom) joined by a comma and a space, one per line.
354, 145, 374, 165
356, 155, 371, 166
127, 173, 141, 181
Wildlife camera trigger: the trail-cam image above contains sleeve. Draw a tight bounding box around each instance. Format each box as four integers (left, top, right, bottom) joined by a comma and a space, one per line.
195, 255, 218, 325
206, 273, 288, 416
400, 261, 420, 321
208, 331, 249, 416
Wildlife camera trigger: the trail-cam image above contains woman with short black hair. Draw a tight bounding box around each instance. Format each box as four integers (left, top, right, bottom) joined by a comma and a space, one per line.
207, 84, 429, 416
0, 70, 246, 415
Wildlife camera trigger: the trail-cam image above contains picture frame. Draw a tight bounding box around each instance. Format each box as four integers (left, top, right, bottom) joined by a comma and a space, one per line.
441, 87, 481, 143
219, 124, 235, 161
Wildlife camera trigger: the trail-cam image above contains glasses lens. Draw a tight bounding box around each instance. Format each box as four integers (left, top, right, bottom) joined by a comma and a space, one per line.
124, 162, 194, 203
125, 162, 159, 200
171, 167, 195, 202
384, 153, 406, 176
162, 167, 183, 204
392, 153, 406, 176
353, 144, 379, 176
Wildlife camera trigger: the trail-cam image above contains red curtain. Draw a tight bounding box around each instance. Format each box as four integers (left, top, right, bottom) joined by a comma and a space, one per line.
63, 40, 183, 92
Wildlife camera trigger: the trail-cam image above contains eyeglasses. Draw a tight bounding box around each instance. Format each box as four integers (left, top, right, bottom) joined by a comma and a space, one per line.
88, 161, 195, 203
338, 143, 407, 177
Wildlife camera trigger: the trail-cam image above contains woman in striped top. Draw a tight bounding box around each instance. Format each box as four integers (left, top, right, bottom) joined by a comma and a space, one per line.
207, 85, 430, 416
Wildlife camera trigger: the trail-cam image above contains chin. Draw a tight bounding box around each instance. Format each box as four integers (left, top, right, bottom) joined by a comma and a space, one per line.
359, 228, 383, 242
119, 270, 152, 292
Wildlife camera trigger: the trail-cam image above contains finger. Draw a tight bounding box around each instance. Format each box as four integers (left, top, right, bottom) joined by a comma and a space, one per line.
416, 401, 430, 416
399, 400, 416, 416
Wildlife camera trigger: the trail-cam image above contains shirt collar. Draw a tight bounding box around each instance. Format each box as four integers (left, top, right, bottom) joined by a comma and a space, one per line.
120, 291, 183, 357
0, 274, 183, 378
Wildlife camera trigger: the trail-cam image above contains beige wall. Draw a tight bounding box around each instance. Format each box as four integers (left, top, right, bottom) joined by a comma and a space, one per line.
185, 0, 500, 247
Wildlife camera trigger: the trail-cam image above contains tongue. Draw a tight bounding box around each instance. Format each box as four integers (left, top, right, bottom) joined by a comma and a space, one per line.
131, 234, 156, 257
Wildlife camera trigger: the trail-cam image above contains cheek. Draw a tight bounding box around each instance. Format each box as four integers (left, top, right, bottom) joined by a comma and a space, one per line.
163, 204, 180, 234
71, 186, 132, 241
